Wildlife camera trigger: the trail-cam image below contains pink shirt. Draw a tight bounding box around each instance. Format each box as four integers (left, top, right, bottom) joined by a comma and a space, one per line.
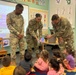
58, 64, 64, 75
34, 57, 49, 71
47, 69, 59, 75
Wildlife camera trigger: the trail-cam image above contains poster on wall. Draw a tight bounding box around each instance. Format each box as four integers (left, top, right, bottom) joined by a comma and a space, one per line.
17, 0, 46, 6
3, 39, 10, 47
29, 8, 48, 29
50, 0, 75, 28
38, 0, 46, 6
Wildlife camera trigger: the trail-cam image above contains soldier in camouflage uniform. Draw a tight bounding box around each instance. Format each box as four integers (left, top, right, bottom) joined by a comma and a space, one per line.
26, 13, 43, 54
6, 4, 25, 60
46, 14, 74, 51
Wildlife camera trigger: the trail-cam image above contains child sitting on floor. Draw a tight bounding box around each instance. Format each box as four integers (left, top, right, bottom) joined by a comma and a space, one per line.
13, 66, 26, 75
19, 50, 32, 73
52, 50, 64, 75
63, 58, 73, 70
63, 47, 75, 69
0, 55, 16, 75
34, 50, 49, 75
47, 57, 60, 75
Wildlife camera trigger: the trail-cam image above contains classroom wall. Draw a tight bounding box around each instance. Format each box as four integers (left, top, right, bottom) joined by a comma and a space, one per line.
4, 0, 49, 10
5, 0, 49, 34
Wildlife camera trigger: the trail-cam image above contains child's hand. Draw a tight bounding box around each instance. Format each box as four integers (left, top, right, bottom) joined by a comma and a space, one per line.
31, 68, 35, 72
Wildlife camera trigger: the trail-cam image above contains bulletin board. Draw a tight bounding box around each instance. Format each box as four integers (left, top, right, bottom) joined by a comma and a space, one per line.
49, 0, 75, 28
29, 8, 48, 29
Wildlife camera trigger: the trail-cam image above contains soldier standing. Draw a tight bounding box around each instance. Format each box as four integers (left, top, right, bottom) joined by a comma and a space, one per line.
26, 13, 43, 55
6, 4, 25, 61
46, 14, 74, 51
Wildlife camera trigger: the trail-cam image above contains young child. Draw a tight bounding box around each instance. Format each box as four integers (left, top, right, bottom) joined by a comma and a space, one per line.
13, 66, 26, 75
19, 51, 32, 73
52, 50, 64, 75
34, 50, 49, 74
0, 55, 16, 75
47, 57, 60, 75
63, 47, 75, 68
63, 58, 74, 70
52, 50, 62, 60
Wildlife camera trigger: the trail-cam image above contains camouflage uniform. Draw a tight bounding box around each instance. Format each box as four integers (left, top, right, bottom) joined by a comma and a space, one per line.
6, 11, 25, 60
26, 18, 43, 53
52, 17, 74, 50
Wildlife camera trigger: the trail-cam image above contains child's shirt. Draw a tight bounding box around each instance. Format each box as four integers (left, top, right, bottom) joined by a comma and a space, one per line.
58, 64, 64, 75
66, 63, 74, 70
34, 57, 49, 71
66, 54, 75, 68
0, 66, 16, 75
19, 59, 32, 73
47, 69, 59, 75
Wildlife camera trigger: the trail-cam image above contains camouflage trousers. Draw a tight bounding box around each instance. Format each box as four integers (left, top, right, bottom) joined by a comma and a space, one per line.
10, 36, 25, 60
26, 35, 39, 54
59, 36, 74, 51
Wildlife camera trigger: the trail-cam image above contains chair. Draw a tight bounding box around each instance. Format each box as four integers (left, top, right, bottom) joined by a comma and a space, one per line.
0, 38, 7, 58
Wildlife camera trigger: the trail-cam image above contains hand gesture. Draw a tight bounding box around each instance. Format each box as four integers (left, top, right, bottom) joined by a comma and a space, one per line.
18, 34, 24, 39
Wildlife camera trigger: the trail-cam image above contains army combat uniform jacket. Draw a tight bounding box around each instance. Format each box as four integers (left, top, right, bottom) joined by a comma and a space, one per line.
26, 18, 43, 53
53, 17, 74, 50
6, 11, 25, 59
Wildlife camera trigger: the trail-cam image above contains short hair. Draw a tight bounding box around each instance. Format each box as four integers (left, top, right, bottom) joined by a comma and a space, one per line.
24, 51, 32, 62
16, 4, 23, 9
13, 66, 26, 75
51, 14, 59, 21
35, 13, 42, 18
2, 55, 11, 67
